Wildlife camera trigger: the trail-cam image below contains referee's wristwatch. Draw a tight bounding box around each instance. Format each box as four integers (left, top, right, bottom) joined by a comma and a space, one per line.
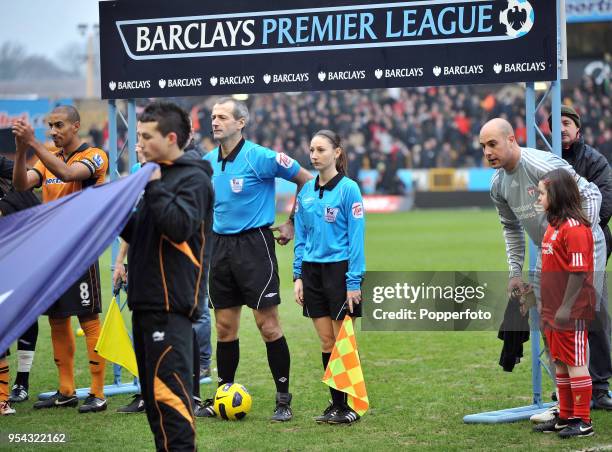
293, 274, 301, 282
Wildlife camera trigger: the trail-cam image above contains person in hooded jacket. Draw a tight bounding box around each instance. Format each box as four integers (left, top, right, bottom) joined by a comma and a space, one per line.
120, 101, 213, 452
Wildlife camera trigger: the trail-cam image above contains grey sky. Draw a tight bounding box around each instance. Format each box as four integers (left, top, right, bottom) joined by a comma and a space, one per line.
0, 0, 104, 58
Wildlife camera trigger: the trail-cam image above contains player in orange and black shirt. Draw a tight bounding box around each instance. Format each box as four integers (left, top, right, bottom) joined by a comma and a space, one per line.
12, 105, 109, 413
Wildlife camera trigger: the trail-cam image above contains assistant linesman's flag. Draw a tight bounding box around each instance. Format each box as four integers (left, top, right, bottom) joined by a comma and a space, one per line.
0, 164, 156, 354
322, 316, 369, 415
96, 297, 139, 377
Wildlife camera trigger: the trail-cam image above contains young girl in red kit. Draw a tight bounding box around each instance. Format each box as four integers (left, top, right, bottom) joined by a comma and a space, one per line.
534, 168, 596, 438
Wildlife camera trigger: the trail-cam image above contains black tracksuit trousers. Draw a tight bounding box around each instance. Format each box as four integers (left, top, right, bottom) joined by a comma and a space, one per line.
133, 311, 196, 452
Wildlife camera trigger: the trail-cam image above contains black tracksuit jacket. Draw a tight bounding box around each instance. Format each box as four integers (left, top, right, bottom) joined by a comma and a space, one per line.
563, 137, 612, 258
121, 153, 213, 320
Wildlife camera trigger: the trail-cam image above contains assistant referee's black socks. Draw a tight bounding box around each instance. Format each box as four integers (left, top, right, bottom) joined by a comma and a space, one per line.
217, 339, 239, 387
322, 352, 345, 406
266, 336, 290, 394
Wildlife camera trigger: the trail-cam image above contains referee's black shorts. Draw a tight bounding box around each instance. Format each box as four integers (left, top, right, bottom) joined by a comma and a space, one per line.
209, 227, 281, 311
302, 261, 362, 320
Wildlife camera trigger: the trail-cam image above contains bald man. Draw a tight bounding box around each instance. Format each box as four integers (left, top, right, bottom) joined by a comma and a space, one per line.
12, 105, 109, 413
481, 118, 607, 422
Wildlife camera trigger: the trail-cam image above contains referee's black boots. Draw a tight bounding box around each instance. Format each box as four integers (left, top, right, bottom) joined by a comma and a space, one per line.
271, 392, 293, 422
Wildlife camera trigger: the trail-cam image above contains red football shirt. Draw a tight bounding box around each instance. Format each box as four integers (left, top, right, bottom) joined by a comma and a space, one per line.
540, 218, 595, 325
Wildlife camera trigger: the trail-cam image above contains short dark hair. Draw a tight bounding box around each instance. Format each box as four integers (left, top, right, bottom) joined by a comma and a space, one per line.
541, 168, 590, 227
139, 101, 191, 149
52, 105, 80, 123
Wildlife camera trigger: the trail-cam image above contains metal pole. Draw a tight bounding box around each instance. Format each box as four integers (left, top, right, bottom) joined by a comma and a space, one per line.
525, 82, 543, 407
551, 0, 563, 158
108, 99, 119, 271
128, 99, 137, 169
551, 80, 561, 158
526, 83, 536, 148
108, 99, 126, 385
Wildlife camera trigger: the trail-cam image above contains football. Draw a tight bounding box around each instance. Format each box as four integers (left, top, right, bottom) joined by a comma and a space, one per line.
213, 383, 252, 420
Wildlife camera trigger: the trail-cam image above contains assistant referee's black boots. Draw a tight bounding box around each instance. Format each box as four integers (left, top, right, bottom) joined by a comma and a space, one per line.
271, 392, 293, 422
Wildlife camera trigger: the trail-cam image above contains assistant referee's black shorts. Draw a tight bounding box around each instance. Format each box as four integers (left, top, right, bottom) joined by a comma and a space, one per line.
302, 260, 362, 320
209, 227, 281, 311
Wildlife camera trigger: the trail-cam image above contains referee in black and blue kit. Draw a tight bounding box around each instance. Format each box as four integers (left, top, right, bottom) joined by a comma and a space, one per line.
199, 97, 312, 421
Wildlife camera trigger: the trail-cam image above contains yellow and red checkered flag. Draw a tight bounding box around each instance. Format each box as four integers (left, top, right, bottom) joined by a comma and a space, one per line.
322, 316, 369, 415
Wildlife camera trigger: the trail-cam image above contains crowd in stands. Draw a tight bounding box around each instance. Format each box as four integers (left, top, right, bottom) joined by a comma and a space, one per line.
190, 75, 611, 183
98, 74, 610, 184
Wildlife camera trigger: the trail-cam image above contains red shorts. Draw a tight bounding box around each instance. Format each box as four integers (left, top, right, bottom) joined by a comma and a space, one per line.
544, 320, 588, 367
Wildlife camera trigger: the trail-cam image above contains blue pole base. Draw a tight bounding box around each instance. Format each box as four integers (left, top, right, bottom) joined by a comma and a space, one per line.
463, 402, 556, 424
39, 377, 211, 400
38, 382, 140, 400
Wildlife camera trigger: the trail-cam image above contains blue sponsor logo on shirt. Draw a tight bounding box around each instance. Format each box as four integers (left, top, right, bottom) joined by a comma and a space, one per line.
92, 153, 104, 169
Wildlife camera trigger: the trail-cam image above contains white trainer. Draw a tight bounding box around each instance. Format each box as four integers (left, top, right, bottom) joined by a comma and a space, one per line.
530, 404, 559, 423
0, 400, 16, 415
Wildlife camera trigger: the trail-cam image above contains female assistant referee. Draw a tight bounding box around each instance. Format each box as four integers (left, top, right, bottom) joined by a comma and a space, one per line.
293, 129, 366, 425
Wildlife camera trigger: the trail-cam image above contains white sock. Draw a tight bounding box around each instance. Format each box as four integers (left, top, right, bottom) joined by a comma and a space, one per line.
17, 351, 34, 373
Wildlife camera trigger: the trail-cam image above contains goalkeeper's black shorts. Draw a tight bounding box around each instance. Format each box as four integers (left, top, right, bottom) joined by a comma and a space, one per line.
302, 260, 362, 320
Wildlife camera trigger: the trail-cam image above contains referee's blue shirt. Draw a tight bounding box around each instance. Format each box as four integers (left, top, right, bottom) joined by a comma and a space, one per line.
293, 173, 366, 291
204, 138, 300, 234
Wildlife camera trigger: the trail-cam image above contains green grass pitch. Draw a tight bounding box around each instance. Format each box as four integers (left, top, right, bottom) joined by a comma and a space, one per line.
3, 209, 611, 451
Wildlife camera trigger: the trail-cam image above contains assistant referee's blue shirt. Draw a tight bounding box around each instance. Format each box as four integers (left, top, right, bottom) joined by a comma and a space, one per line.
293, 173, 366, 291
204, 139, 300, 234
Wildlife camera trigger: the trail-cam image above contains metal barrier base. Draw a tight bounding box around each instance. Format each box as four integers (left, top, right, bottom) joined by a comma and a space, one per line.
39, 382, 140, 400
463, 402, 556, 424
38, 376, 212, 400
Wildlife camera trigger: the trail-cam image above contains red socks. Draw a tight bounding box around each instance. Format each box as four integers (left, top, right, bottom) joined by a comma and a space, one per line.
570, 375, 592, 423
557, 373, 592, 423
556, 373, 572, 420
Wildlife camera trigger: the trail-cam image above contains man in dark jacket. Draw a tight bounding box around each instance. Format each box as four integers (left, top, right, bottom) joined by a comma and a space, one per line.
554, 106, 612, 258
551, 105, 612, 410
120, 101, 213, 452
0, 155, 40, 216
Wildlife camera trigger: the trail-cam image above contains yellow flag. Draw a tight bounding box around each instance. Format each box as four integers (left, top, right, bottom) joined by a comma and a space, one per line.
95, 297, 138, 377
322, 316, 369, 415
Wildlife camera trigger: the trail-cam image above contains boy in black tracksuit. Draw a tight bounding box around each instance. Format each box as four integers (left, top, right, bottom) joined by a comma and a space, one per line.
121, 102, 213, 452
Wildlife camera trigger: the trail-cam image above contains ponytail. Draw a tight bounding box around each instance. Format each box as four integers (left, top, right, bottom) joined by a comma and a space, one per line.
313, 129, 347, 173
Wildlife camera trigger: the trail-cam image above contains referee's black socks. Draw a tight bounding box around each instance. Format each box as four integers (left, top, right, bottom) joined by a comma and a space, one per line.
216, 339, 239, 387
266, 336, 290, 394
322, 352, 345, 406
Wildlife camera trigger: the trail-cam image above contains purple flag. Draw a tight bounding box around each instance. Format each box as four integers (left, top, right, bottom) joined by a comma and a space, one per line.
0, 164, 156, 354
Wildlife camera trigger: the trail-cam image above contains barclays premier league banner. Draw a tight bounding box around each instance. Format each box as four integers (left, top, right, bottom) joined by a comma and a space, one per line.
99, 0, 557, 99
